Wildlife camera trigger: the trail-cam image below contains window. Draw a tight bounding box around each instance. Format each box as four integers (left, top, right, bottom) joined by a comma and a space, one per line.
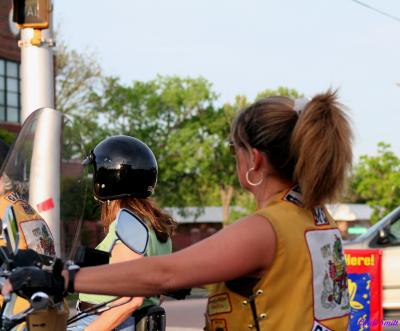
389, 216, 400, 242
0, 59, 21, 123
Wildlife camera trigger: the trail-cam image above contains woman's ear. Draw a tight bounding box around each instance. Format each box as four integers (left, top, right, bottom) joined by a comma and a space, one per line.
251, 148, 265, 171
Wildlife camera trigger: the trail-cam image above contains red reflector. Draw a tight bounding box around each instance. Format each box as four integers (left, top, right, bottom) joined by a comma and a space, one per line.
37, 198, 54, 212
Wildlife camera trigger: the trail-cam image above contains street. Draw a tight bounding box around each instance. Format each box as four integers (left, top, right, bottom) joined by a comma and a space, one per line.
163, 298, 207, 331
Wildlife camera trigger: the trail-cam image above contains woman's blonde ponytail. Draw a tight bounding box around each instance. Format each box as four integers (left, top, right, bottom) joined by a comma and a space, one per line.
291, 90, 353, 208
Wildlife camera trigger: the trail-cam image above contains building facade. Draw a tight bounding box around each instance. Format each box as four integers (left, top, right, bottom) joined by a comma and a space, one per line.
0, 0, 22, 132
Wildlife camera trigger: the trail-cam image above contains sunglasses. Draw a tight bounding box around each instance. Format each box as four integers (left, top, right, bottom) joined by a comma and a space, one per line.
228, 141, 236, 155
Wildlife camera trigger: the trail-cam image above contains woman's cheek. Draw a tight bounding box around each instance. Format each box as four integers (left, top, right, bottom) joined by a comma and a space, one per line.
236, 160, 247, 189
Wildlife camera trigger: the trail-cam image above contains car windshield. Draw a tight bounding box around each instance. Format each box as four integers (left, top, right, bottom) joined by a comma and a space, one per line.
354, 206, 400, 241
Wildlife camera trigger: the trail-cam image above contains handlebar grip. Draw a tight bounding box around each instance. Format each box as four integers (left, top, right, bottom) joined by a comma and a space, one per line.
3, 292, 10, 303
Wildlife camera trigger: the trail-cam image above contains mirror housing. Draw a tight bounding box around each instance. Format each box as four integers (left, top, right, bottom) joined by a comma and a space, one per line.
116, 208, 149, 255
30, 292, 50, 311
377, 227, 390, 245
2, 206, 19, 255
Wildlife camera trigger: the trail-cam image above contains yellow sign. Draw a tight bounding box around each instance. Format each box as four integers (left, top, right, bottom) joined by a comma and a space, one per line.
345, 253, 375, 266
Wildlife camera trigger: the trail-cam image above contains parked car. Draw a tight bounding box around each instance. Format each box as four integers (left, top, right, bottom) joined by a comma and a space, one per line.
344, 206, 400, 310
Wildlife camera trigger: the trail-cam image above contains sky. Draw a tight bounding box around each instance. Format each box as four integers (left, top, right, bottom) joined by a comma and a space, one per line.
54, 0, 400, 161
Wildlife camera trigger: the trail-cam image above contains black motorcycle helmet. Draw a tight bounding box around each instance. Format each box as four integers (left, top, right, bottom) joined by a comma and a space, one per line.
83, 135, 158, 201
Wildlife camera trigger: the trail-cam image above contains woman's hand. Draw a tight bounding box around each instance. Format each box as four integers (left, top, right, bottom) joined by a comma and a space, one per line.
1, 267, 66, 302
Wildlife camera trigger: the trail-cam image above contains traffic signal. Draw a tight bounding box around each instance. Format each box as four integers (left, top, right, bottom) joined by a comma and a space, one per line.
13, 0, 50, 29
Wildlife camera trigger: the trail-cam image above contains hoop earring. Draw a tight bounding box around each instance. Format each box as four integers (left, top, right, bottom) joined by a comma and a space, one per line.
245, 167, 263, 186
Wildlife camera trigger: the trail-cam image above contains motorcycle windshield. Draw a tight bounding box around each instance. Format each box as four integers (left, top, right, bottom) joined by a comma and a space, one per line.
0, 109, 46, 201
0, 108, 88, 258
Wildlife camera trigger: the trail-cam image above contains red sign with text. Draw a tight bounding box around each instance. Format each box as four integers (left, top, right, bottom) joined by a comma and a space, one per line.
345, 249, 383, 331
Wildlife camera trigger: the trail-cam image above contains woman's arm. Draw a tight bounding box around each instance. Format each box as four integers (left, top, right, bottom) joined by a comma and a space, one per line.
85, 242, 144, 331
84, 296, 143, 331
73, 214, 276, 298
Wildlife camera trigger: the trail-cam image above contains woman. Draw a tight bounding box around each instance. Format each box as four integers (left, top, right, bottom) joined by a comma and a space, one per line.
6, 91, 352, 331
68, 135, 175, 331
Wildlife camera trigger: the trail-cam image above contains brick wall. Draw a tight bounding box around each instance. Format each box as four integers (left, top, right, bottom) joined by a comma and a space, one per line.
0, 0, 20, 62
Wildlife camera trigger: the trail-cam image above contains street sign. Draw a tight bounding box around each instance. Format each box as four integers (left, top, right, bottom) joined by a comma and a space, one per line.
345, 249, 383, 331
13, 0, 49, 29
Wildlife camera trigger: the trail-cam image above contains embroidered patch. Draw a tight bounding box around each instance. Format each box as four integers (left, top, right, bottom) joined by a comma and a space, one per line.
283, 185, 304, 207
20, 220, 56, 256
313, 208, 329, 226
21, 203, 35, 215
305, 229, 350, 321
311, 320, 333, 331
207, 293, 232, 316
5, 192, 22, 204
211, 319, 227, 331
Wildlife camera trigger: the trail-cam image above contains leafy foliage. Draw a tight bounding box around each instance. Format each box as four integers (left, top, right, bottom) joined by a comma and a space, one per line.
0, 128, 16, 145
351, 142, 400, 222
55, 40, 104, 159
90, 75, 219, 207
53, 44, 398, 230
256, 86, 303, 100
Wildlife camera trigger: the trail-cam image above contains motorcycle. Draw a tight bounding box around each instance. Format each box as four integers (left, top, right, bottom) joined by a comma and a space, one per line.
0, 108, 191, 330
0, 203, 166, 331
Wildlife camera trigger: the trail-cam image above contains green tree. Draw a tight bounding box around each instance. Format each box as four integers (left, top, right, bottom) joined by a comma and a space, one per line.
91, 75, 219, 208
256, 86, 303, 100
55, 41, 105, 255
0, 128, 16, 145
55, 40, 104, 158
86, 78, 303, 225
195, 96, 247, 223
351, 142, 400, 222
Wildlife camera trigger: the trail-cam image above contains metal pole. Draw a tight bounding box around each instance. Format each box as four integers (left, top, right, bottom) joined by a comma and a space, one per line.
18, 2, 61, 256
28, 108, 62, 256
19, 6, 55, 122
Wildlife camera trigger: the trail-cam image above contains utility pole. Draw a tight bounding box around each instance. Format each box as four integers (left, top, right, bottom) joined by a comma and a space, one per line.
13, 0, 61, 256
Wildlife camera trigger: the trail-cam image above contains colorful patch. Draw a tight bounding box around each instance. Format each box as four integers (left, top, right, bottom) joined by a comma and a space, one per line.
283, 185, 304, 207
348, 273, 371, 331
313, 208, 329, 226
5, 192, 22, 204
207, 293, 232, 316
305, 229, 350, 321
19, 220, 56, 256
312, 320, 333, 331
21, 203, 35, 215
211, 319, 228, 331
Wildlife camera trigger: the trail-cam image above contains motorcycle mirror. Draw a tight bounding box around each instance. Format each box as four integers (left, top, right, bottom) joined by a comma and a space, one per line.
2, 206, 19, 255
30, 292, 50, 311
116, 208, 149, 254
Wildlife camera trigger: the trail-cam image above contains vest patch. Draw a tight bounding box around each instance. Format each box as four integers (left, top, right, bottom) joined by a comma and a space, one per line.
211, 319, 227, 331
312, 320, 333, 331
313, 208, 329, 226
305, 229, 350, 321
19, 220, 56, 256
207, 293, 232, 316
283, 185, 304, 207
5, 192, 22, 204
21, 203, 35, 215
